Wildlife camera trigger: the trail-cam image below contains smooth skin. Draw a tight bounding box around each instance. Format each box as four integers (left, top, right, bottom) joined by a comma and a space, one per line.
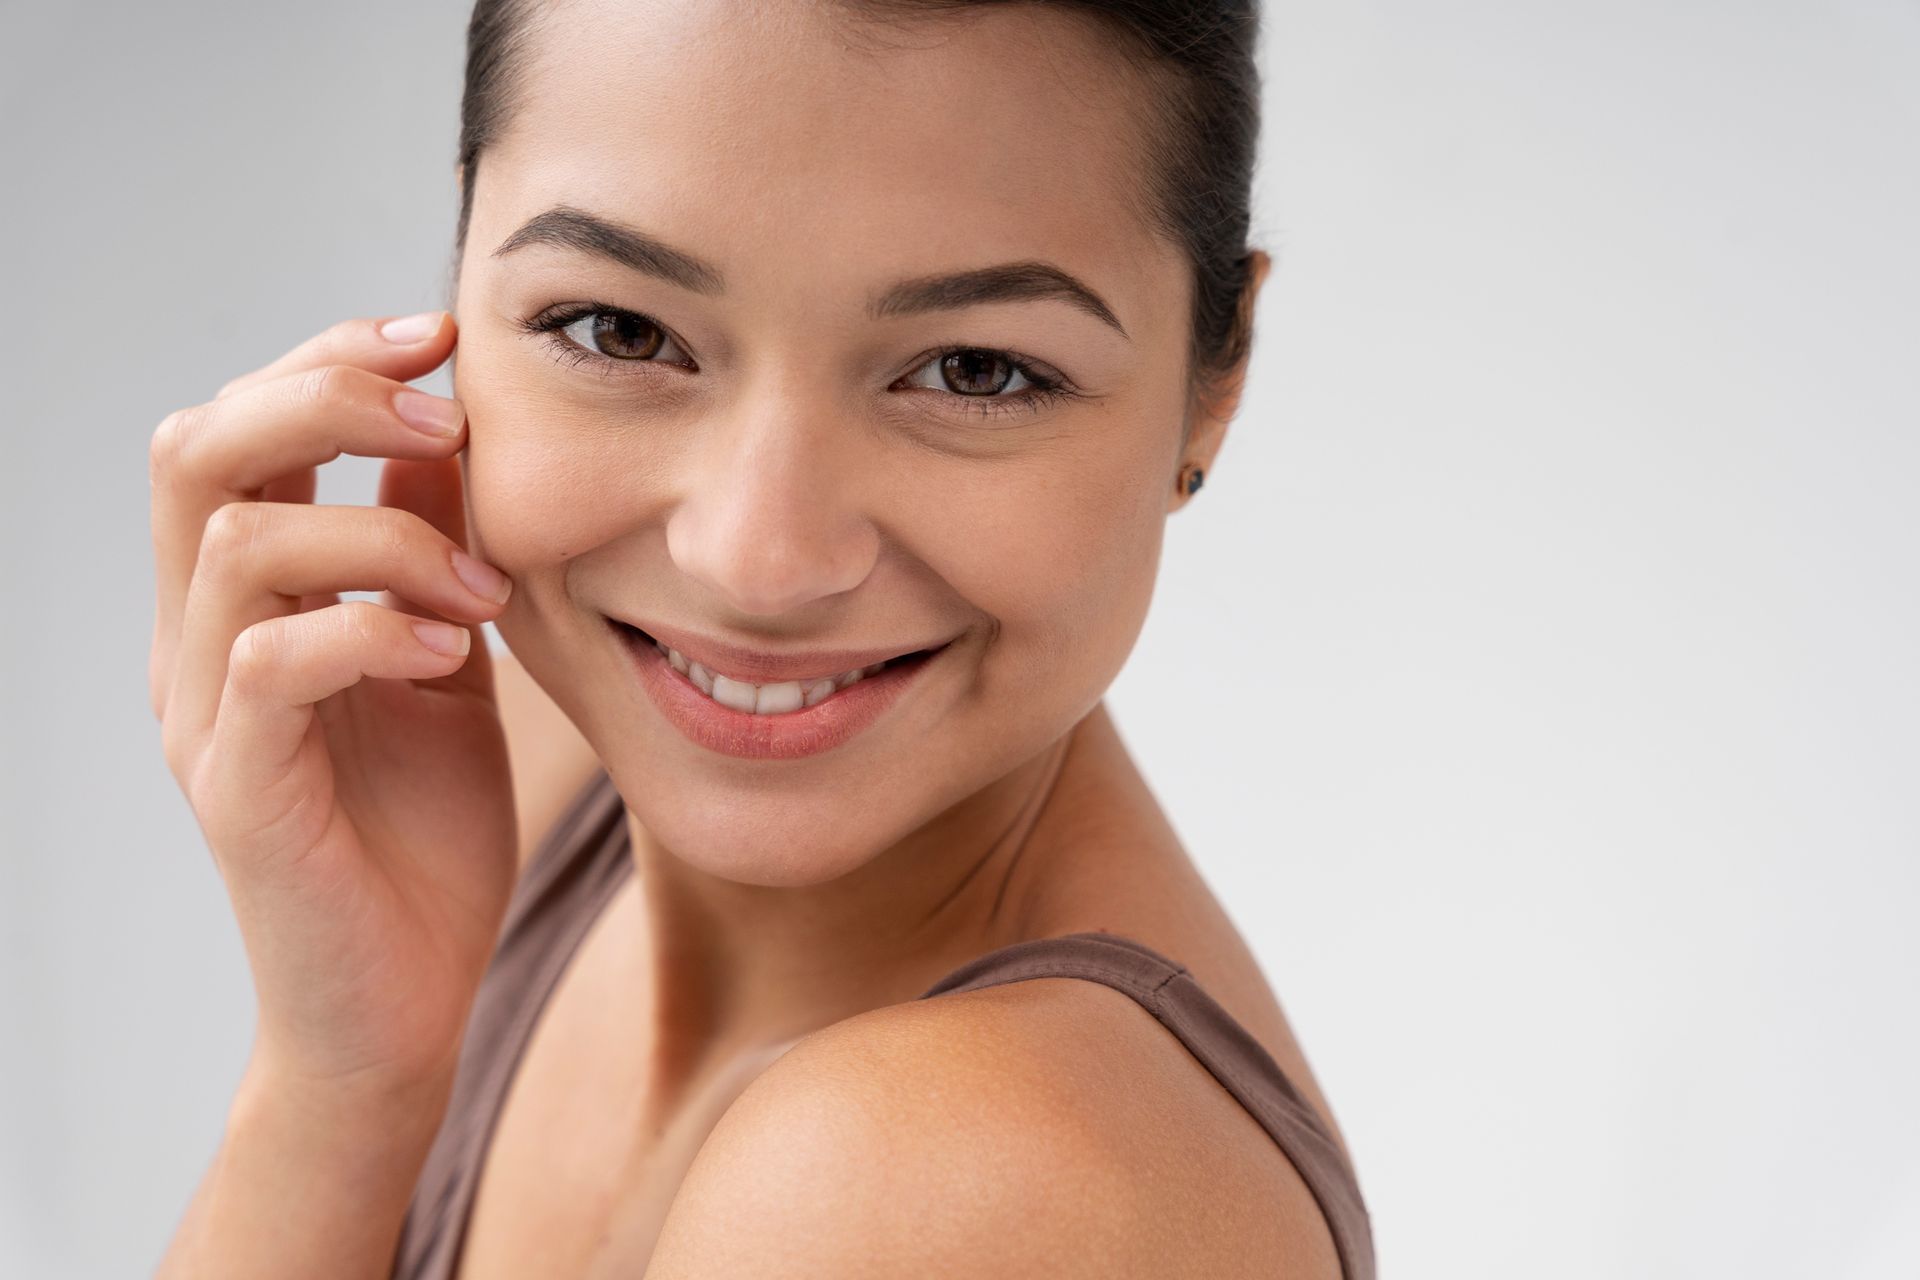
149, 316, 519, 1278
154, 3, 1348, 1277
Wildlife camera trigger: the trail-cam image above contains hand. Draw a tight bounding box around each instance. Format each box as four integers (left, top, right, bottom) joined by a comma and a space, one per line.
149, 310, 517, 1097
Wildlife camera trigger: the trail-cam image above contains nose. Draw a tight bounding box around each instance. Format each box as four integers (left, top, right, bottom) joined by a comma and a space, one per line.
664, 393, 881, 617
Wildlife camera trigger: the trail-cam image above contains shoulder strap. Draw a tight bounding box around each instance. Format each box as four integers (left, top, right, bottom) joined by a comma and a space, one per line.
919, 931, 1376, 1280
392, 769, 634, 1280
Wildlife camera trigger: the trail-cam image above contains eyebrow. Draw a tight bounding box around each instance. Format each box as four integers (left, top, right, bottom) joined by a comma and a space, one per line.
493, 205, 1129, 341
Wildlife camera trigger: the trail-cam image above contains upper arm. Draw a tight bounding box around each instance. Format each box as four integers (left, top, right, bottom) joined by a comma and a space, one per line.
642, 1005, 1150, 1279
490, 643, 602, 872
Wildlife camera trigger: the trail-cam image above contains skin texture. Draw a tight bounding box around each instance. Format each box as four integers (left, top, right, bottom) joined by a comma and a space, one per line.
151, 2, 1343, 1277
457, 0, 1211, 1063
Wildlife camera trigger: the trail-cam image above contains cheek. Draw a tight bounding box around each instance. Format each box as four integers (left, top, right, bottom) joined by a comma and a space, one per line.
920, 433, 1169, 703
463, 422, 630, 568
454, 348, 648, 573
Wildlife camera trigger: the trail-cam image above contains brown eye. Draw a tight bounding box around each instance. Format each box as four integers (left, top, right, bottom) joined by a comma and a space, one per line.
938, 349, 1016, 395
530, 305, 697, 375
588, 311, 665, 360
896, 345, 1076, 423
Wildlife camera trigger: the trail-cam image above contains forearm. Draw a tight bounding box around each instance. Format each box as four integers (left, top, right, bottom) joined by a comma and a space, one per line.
157, 1053, 451, 1280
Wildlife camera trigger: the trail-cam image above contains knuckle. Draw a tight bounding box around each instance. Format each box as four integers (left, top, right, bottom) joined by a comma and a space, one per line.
336, 600, 388, 649
372, 505, 423, 565
226, 618, 286, 695
159, 708, 195, 786
292, 362, 354, 410
198, 501, 271, 576
183, 760, 225, 836
150, 405, 204, 480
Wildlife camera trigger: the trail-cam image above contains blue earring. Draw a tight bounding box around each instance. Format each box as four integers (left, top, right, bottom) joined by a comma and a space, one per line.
1180, 464, 1205, 496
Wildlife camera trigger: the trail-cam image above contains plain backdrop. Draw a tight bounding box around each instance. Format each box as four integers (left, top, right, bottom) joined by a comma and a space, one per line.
3, 2, 1917, 1276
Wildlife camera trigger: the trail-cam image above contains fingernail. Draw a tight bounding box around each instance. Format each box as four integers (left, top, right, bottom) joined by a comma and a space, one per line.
393, 389, 465, 438
379, 311, 444, 344
412, 620, 471, 656
451, 549, 513, 604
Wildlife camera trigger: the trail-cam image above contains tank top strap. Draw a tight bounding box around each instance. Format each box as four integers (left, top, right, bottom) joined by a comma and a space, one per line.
917, 931, 1377, 1280
392, 768, 634, 1280
394, 798, 1376, 1280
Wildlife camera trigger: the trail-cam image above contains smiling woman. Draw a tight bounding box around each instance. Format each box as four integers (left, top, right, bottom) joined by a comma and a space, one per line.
146, 1, 1373, 1278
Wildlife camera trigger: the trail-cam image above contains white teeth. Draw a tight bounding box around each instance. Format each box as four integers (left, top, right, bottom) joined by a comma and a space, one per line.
651, 637, 901, 715
755, 681, 804, 714
709, 673, 757, 714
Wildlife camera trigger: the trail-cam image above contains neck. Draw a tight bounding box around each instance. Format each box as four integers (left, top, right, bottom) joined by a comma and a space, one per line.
622, 707, 1093, 1080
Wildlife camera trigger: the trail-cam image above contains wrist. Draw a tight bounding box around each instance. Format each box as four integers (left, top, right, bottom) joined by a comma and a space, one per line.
160, 1048, 456, 1279
231, 1043, 457, 1169
241, 1034, 459, 1120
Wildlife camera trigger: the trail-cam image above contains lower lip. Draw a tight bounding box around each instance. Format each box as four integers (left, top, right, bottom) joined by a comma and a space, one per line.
613, 620, 943, 760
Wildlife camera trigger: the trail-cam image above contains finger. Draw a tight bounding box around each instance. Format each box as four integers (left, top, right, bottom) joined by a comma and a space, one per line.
148, 365, 467, 719
261, 468, 317, 507
375, 455, 499, 702
213, 310, 455, 403
165, 502, 512, 759
259, 470, 332, 616
196, 601, 474, 855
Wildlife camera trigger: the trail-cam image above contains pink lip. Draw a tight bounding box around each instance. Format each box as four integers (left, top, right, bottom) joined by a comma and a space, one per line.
613, 619, 943, 760
612, 614, 941, 684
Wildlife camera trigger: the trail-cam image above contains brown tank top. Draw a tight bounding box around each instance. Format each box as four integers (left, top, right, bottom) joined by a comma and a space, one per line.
392, 769, 1376, 1280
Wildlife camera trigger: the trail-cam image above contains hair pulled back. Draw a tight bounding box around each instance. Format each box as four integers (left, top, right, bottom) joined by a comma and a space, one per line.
455, 0, 1263, 419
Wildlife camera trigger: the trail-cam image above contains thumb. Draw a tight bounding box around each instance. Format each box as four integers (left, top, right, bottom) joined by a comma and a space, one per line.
375, 454, 499, 701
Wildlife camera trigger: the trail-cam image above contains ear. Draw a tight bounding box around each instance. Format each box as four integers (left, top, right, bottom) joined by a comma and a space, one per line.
1171, 249, 1272, 512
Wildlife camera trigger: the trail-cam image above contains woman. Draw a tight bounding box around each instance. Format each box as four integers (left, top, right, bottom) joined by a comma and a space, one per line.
151, 1, 1373, 1276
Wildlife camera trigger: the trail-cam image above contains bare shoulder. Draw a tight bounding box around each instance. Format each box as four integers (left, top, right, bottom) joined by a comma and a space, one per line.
645, 975, 1342, 1279
490, 643, 603, 871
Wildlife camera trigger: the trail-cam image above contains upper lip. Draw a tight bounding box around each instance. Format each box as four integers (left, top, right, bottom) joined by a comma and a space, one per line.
610, 614, 950, 684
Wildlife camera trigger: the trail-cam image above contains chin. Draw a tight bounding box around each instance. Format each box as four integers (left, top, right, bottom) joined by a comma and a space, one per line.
616, 779, 910, 888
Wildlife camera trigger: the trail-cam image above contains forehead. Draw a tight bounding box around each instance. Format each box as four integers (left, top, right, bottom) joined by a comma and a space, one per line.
475, 0, 1183, 324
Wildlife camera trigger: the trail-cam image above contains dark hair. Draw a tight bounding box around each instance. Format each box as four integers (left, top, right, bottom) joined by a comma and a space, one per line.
455, 0, 1263, 425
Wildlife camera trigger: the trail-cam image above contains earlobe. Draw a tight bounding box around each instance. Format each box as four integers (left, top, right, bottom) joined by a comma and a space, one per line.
1169, 458, 1208, 514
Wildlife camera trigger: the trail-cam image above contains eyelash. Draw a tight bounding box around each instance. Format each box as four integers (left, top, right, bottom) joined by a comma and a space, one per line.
517, 301, 1079, 421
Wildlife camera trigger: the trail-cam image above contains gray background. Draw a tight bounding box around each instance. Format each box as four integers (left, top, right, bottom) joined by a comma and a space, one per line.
3, 2, 1917, 1276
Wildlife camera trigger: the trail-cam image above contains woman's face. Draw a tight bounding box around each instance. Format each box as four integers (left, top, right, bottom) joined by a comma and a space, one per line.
454, 0, 1205, 886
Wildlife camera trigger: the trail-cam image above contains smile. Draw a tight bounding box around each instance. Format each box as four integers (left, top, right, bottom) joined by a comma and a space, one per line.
649, 635, 925, 715
608, 618, 950, 760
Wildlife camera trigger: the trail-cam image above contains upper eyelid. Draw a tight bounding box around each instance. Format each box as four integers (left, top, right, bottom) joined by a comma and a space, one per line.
909, 349, 1073, 397
528, 303, 1075, 391
537, 303, 695, 366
